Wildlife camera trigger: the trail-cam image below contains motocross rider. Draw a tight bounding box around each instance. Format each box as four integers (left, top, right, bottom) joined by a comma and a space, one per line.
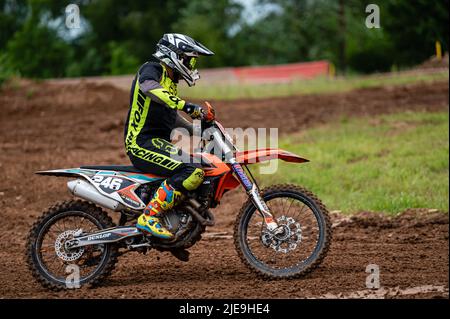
124, 33, 214, 241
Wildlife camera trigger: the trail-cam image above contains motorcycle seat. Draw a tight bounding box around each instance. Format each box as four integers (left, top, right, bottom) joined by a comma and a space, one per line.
80, 165, 143, 173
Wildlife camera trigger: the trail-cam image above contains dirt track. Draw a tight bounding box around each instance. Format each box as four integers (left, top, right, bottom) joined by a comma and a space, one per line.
0, 79, 448, 298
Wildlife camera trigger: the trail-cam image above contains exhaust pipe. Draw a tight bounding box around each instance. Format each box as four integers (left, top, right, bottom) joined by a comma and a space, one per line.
67, 179, 124, 211
185, 198, 215, 226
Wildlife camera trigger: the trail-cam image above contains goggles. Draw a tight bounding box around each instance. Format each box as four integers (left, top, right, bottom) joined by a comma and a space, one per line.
183, 56, 197, 71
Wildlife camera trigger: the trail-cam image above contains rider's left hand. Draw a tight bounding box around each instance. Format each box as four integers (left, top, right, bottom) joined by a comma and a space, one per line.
183, 102, 215, 123
183, 102, 204, 120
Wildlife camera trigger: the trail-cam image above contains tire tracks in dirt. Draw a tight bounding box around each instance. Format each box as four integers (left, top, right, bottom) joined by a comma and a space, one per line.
0, 79, 448, 298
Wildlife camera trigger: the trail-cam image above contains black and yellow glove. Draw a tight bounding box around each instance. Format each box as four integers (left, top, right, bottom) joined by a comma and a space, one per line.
183, 102, 204, 120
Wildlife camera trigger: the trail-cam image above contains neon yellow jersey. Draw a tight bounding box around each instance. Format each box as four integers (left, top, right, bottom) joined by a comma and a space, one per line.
124, 62, 186, 152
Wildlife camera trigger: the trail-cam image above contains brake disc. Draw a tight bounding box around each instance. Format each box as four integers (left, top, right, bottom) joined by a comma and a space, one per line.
54, 230, 85, 262
261, 215, 302, 253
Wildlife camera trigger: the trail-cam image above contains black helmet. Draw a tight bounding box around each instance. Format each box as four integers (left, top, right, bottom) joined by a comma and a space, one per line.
153, 33, 214, 86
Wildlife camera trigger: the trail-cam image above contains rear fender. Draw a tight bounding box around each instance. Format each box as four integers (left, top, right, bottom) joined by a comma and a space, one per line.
36, 168, 161, 210
36, 168, 97, 178
36, 168, 164, 184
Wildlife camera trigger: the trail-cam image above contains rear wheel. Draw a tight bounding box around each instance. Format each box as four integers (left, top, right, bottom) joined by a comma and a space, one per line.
26, 200, 118, 290
234, 184, 332, 279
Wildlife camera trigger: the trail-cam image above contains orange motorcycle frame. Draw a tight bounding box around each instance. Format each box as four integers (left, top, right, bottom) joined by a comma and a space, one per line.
197, 149, 309, 203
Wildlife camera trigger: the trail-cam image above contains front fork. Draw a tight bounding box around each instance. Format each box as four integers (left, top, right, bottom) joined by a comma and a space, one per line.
230, 162, 279, 231
209, 127, 278, 231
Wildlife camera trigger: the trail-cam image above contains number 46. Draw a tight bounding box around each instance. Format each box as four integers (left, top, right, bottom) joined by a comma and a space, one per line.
98, 177, 123, 190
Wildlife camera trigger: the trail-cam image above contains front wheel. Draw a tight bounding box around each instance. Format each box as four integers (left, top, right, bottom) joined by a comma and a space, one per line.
234, 184, 332, 279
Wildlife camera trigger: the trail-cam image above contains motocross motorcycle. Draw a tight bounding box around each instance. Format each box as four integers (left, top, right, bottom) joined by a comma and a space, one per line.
26, 103, 332, 290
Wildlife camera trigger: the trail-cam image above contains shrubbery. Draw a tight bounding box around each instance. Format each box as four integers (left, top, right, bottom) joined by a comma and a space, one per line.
0, 0, 448, 79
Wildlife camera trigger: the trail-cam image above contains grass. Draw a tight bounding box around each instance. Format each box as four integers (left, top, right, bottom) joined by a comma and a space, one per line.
180, 70, 449, 100
253, 111, 449, 214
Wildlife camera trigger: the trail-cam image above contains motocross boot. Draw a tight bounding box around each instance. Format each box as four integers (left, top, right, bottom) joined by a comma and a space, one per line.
136, 180, 181, 239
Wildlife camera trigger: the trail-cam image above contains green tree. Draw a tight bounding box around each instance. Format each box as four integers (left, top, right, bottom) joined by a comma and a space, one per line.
233, 0, 341, 67
2, 0, 448, 78
344, 0, 395, 73
233, 12, 294, 66
108, 41, 139, 75
174, 0, 243, 68
383, 0, 449, 66
5, 1, 71, 78
74, 0, 190, 73
0, 0, 28, 50
6, 21, 71, 78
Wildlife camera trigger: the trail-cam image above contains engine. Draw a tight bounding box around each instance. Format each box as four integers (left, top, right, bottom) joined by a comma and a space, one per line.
162, 208, 193, 235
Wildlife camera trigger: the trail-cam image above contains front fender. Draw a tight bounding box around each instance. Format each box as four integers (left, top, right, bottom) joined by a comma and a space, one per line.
234, 148, 309, 165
